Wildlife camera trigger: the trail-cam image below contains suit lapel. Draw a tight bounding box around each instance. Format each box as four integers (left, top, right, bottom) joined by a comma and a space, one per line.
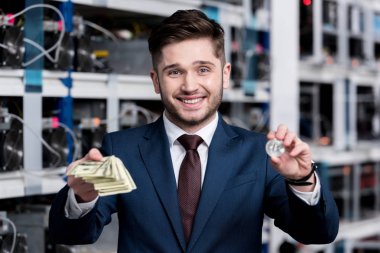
187, 118, 241, 251
139, 118, 186, 251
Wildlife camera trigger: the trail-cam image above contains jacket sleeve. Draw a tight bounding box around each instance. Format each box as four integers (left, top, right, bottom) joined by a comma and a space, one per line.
264, 159, 339, 244
48, 134, 118, 245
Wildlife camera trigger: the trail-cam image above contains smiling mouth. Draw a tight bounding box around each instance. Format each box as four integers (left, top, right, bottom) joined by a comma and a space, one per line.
180, 98, 203, 104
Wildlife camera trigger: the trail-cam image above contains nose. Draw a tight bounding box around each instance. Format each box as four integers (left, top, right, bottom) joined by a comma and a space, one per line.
182, 72, 198, 92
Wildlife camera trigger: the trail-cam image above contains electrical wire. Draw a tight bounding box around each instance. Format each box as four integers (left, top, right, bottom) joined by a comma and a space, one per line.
0, 5, 119, 68
251, 109, 269, 132
0, 43, 9, 50
0, 216, 17, 253
83, 20, 118, 42
21, 4, 65, 67
8, 113, 62, 167
136, 106, 154, 123
100, 104, 155, 127
0, 4, 66, 67
57, 122, 80, 163
23, 38, 56, 63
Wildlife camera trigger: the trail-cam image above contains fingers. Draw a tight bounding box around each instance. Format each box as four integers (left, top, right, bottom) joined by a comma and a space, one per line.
268, 124, 297, 144
66, 159, 83, 174
288, 141, 309, 157
65, 148, 103, 202
68, 177, 87, 189
73, 181, 96, 195
274, 124, 288, 140
268, 124, 307, 157
267, 124, 290, 141
68, 176, 98, 202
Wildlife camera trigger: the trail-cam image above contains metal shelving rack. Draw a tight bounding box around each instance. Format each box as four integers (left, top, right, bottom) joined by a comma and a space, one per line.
271, 0, 380, 253
2, 0, 380, 252
0, 0, 270, 198
0, 1, 272, 252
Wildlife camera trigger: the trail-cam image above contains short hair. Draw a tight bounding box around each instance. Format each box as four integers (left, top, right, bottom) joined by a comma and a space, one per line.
148, 9, 225, 69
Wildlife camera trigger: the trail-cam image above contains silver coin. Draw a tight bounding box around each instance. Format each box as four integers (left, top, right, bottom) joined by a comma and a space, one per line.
265, 139, 285, 157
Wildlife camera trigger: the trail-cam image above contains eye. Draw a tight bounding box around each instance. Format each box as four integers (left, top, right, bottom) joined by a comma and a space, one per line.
168, 69, 182, 77
199, 67, 210, 74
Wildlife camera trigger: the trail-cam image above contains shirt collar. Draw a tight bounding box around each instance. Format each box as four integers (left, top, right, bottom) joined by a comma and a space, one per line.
163, 111, 218, 147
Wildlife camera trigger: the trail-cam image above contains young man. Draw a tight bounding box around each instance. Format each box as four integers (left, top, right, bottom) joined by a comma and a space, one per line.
49, 9, 339, 252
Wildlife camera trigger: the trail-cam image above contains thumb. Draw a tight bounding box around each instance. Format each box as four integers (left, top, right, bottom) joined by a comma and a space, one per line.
66, 148, 103, 174
85, 148, 104, 161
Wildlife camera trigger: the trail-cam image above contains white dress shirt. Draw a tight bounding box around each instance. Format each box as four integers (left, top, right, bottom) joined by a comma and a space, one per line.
65, 112, 320, 218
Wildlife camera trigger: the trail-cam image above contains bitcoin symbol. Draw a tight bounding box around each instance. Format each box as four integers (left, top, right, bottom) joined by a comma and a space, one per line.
265, 139, 285, 157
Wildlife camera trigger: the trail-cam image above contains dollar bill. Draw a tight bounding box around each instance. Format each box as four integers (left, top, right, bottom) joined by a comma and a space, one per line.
67, 155, 137, 196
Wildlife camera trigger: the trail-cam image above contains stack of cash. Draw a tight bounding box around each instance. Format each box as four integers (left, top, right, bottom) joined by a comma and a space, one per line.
67, 155, 137, 196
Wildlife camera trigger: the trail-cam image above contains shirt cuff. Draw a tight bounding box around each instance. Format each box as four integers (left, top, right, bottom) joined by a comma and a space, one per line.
64, 188, 99, 219
289, 172, 321, 206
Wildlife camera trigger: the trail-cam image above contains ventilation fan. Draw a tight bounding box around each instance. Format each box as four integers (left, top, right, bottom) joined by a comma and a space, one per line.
0, 119, 23, 172
45, 32, 74, 70
75, 35, 94, 72
57, 33, 75, 70
43, 126, 69, 168
79, 126, 106, 157
0, 26, 24, 68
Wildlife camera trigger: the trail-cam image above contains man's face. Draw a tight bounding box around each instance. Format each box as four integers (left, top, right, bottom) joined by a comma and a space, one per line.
150, 38, 231, 133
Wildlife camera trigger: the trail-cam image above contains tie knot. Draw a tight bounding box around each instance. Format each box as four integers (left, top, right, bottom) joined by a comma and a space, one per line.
178, 134, 203, 151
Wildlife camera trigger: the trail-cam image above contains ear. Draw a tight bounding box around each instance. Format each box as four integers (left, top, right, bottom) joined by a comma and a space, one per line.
222, 62, 231, 89
150, 69, 161, 94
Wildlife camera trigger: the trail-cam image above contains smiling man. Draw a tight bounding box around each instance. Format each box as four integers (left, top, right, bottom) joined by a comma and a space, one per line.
49, 9, 339, 253
150, 37, 231, 133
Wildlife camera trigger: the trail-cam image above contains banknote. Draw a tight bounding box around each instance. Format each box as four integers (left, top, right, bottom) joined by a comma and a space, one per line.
67, 155, 137, 196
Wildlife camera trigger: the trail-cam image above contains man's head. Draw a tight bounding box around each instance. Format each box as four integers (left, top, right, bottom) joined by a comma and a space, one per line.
148, 9, 226, 69
148, 9, 231, 133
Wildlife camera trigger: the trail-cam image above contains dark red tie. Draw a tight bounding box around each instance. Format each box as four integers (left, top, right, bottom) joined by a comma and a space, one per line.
177, 134, 203, 243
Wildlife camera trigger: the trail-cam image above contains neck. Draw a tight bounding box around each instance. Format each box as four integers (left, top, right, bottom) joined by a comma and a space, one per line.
164, 111, 218, 134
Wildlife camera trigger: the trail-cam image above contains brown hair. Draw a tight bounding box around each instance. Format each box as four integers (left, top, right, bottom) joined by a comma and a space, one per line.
148, 9, 225, 69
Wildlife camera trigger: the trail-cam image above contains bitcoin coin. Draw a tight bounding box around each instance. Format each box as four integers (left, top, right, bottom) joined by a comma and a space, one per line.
265, 139, 285, 157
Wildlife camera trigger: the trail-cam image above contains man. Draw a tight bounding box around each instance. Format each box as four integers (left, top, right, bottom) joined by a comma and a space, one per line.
49, 9, 339, 252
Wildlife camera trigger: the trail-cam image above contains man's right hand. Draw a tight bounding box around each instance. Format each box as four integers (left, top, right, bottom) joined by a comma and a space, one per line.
67, 148, 103, 203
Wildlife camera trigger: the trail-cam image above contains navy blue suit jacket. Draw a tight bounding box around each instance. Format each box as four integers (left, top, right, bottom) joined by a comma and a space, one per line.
49, 115, 339, 252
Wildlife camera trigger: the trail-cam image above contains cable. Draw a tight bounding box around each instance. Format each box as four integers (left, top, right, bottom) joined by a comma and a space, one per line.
0, 4, 66, 67
0, 216, 17, 253
8, 113, 62, 167
251, 109, 269, 132
135, 106, 154, 123
83, 20, 118, 42
0, 6, 119, 68
0, 43, 9, 50
23, 38, 56, 63
24, 4, 65, 67
101, 104, 155, 127
57, 122, 80, 163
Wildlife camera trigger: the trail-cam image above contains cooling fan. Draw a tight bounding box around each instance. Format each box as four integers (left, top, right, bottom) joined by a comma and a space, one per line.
57, 33, 75, 70
75, 35, 94, 72
0, 26, 24, 68
78, 126, 106, 157
0, 119, 23, 172
42, 126, 69, 168
44, 32, 74, 70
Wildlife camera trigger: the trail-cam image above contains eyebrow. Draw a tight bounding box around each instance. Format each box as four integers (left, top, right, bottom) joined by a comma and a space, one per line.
161, 61, 216, 73
194, 60, 216, 66
162, 63, 180, 73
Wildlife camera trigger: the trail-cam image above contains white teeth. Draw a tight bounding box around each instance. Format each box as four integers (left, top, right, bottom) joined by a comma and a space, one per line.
182, 98, 202, 104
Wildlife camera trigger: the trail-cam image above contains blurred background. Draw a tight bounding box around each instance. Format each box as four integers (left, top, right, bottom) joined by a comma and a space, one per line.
0, 0, 379, 252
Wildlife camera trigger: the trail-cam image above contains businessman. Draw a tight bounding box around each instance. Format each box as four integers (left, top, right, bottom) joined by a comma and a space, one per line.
49, 9, 339, 252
